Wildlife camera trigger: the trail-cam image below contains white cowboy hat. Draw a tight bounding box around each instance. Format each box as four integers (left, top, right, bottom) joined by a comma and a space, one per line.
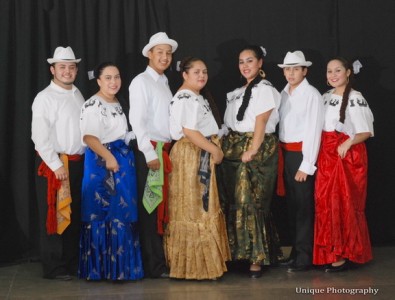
47, 46, 81, 64
142, 32, 178, 57
277, 51, 312, 68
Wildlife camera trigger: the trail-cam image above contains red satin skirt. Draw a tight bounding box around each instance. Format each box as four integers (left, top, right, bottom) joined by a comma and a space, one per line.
313, 131, 372, 265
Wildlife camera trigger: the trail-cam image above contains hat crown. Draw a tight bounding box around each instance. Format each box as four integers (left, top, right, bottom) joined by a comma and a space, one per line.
47, 46, 81, 64
278, 50, 312, 68
53, 46, 77, 60
284, 51, 307, 64
149, 32, 170, 44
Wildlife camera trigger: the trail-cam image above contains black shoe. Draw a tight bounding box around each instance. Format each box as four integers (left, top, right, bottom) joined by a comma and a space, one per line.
278, 258, 295, 267
159, 272, 170, 278
325, 260, 349, 273
249, 270, 262, 279
52, 274, 72, 281
287, 264, 311, 273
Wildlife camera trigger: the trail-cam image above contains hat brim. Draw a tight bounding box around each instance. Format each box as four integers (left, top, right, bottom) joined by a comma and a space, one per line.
47, 58, 81, 64
142, 39, 178, 57
277, 61, 312, 68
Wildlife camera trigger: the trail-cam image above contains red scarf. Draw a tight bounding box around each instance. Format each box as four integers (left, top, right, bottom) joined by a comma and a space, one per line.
37, 154, 82, 234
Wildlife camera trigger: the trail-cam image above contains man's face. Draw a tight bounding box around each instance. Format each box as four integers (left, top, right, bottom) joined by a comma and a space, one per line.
148, 44, 172, 74
283, 66, 307, 90
50, 62, 78, 89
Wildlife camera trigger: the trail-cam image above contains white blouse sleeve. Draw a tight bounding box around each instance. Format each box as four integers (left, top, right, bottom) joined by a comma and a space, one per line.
80, 98, 104, 143
347, 91, 374, 136
252, 83, 276, 115
172, 92, 200, 130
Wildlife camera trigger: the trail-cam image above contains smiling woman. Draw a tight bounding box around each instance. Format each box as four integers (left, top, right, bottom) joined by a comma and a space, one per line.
313, 57, 374, 272
78, 62, 144, 281
164, 56, 230, 280
218, 45, 284, 278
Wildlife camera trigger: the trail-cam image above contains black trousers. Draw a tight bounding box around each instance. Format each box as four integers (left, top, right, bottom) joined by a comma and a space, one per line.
283, 150, 314, 267
134, 149, 168, 278
35, 156, 83, 278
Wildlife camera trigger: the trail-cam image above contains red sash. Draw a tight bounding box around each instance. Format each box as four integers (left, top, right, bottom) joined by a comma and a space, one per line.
37, 153, 82, 234
276, 142, 302, 196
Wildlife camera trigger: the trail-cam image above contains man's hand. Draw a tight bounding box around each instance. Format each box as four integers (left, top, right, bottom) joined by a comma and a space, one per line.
295, 170, 308, 182
147, 159, 160, 170
54, 166, 68, 181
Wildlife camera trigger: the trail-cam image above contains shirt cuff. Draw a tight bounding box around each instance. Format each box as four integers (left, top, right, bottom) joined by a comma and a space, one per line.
48, 159, 64, 172
144, 149, 159, 163
299, 160, 317, 175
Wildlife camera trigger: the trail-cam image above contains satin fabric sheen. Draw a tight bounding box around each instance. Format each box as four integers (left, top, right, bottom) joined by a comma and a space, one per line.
313, 131, 372, 265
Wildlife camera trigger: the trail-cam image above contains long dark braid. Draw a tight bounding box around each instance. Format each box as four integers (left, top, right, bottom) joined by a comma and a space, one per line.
236, 45, 265, 121
331, 57, 354, 123
179, 56, 222, 127
202, 87, 222, 127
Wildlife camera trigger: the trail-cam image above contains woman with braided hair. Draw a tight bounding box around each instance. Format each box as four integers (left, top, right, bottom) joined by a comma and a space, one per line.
313, 57, 374, 272
218, 45, 284, 278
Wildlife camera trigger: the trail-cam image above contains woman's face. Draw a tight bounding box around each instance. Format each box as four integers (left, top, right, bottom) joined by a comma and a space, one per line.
239, 50, 262, 84
97, 66, 121, 97
182, 60, 208, 94
326, 59, 351, 89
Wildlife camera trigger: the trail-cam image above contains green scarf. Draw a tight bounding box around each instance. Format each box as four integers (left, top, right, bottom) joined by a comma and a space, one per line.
142, 141, 164, 214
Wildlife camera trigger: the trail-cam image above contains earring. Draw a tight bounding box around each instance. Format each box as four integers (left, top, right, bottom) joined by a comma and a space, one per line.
327, 80, 331, 86
346, 76, 350, 84
259, 69, 266, 78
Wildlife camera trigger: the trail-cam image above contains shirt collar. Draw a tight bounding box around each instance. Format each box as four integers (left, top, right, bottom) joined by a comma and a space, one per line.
146, 66, 168, 84
50, 80, 77, 93
284, 78, 309, 96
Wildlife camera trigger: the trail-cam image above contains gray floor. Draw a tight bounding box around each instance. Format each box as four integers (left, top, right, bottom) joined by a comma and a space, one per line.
1, 247, 394, 300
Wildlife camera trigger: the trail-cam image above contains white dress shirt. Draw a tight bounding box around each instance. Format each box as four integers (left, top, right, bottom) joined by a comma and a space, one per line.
169, 89, 219, 140
129, 66, 173, 162
279, 78, 324, 175
224, 80, 280, 133
31, 81, 85, 171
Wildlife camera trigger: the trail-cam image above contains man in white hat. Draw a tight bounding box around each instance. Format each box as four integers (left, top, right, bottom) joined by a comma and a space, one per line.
277, 50, 324, 272
31, 46, 85, 280
128, 32, 178, 278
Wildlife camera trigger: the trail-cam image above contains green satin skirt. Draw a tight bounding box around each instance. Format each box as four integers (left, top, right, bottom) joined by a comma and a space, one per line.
218, 131, 284, 265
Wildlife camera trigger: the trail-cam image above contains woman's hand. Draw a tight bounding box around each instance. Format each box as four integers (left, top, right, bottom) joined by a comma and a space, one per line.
337, 139, 352, 159
212, 147, 224, 164
241, 149, 258, 163
83, 135, 119, 172
105, 155, 119, 173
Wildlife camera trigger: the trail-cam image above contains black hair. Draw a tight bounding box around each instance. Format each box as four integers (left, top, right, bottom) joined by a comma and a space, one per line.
179, 56, 222, 127
93, 61, 119, 79
236, 45, 265, 121
329, 57, 354, 124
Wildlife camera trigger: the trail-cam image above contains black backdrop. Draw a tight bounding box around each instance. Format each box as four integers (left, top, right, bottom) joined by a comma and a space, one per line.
1, 0, 394, 263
